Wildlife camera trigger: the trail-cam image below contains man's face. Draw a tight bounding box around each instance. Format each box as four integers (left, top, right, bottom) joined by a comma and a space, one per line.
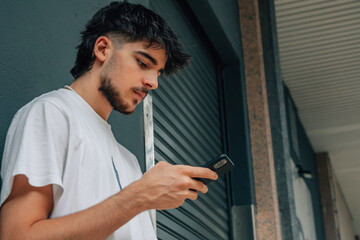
99, 41, 167, 114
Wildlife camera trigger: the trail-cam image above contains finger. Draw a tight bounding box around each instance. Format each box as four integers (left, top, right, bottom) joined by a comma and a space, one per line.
189, 179, 208, 194
182, 166, 218, 180
187, 189, 199, 200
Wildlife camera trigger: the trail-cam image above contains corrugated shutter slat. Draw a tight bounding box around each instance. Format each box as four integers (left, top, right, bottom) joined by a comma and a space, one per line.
150, 0, 231, 239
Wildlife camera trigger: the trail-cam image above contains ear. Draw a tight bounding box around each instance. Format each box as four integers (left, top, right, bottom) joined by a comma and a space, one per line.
93, 36, 113, 63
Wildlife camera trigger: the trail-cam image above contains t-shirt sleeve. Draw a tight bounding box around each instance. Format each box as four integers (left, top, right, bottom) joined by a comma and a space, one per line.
0, 99, 69, 206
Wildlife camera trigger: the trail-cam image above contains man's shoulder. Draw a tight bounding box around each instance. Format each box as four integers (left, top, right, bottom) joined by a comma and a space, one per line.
13, 89, 72, 124
34, 88, 71, 109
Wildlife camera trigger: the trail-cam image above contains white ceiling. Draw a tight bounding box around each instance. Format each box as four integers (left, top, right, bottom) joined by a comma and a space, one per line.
274, 0, 360, 235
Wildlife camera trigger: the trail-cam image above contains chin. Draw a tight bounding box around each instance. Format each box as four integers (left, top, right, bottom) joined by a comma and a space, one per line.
123, 109, 136, 115
112, 98, 138, 115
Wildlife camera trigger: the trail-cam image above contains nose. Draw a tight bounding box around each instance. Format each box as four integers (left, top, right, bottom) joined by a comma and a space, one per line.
142, 71, 159, 90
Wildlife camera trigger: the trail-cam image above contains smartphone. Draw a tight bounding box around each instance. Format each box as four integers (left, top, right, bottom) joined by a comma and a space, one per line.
194, 154, 234, 185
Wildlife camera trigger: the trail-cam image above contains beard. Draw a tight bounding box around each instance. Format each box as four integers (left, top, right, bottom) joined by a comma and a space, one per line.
98, 76, 136, 115
98, 76, 149, 115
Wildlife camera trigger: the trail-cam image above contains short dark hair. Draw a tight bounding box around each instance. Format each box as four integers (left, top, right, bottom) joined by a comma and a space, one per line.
70, 1, 190, 79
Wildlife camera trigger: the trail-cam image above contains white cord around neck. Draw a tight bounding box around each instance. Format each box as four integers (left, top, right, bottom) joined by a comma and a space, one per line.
64, 85, 75, 92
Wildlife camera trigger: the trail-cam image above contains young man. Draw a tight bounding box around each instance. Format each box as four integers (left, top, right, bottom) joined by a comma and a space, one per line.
0, 2, 217, 239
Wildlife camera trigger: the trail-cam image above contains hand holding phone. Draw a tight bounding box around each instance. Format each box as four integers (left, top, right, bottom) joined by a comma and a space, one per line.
194, 154, 234, 185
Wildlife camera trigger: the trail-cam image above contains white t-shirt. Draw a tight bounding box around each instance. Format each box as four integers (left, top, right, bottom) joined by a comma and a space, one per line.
0, 88, 157, 240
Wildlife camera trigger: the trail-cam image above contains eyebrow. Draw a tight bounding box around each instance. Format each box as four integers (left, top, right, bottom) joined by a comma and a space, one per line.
136, 51, 157, 65
136, 51, 164, 74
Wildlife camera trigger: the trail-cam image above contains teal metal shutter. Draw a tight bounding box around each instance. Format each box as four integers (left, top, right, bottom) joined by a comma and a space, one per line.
150, 1, 231, 239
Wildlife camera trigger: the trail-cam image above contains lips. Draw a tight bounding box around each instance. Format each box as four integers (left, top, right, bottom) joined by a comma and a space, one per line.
133, 89, 146, 100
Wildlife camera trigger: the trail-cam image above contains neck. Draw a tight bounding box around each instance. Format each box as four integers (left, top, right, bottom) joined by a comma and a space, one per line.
69, 73, 113, 121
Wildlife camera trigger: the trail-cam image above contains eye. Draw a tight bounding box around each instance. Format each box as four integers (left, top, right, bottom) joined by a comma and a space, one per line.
137, 59, 148, 69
